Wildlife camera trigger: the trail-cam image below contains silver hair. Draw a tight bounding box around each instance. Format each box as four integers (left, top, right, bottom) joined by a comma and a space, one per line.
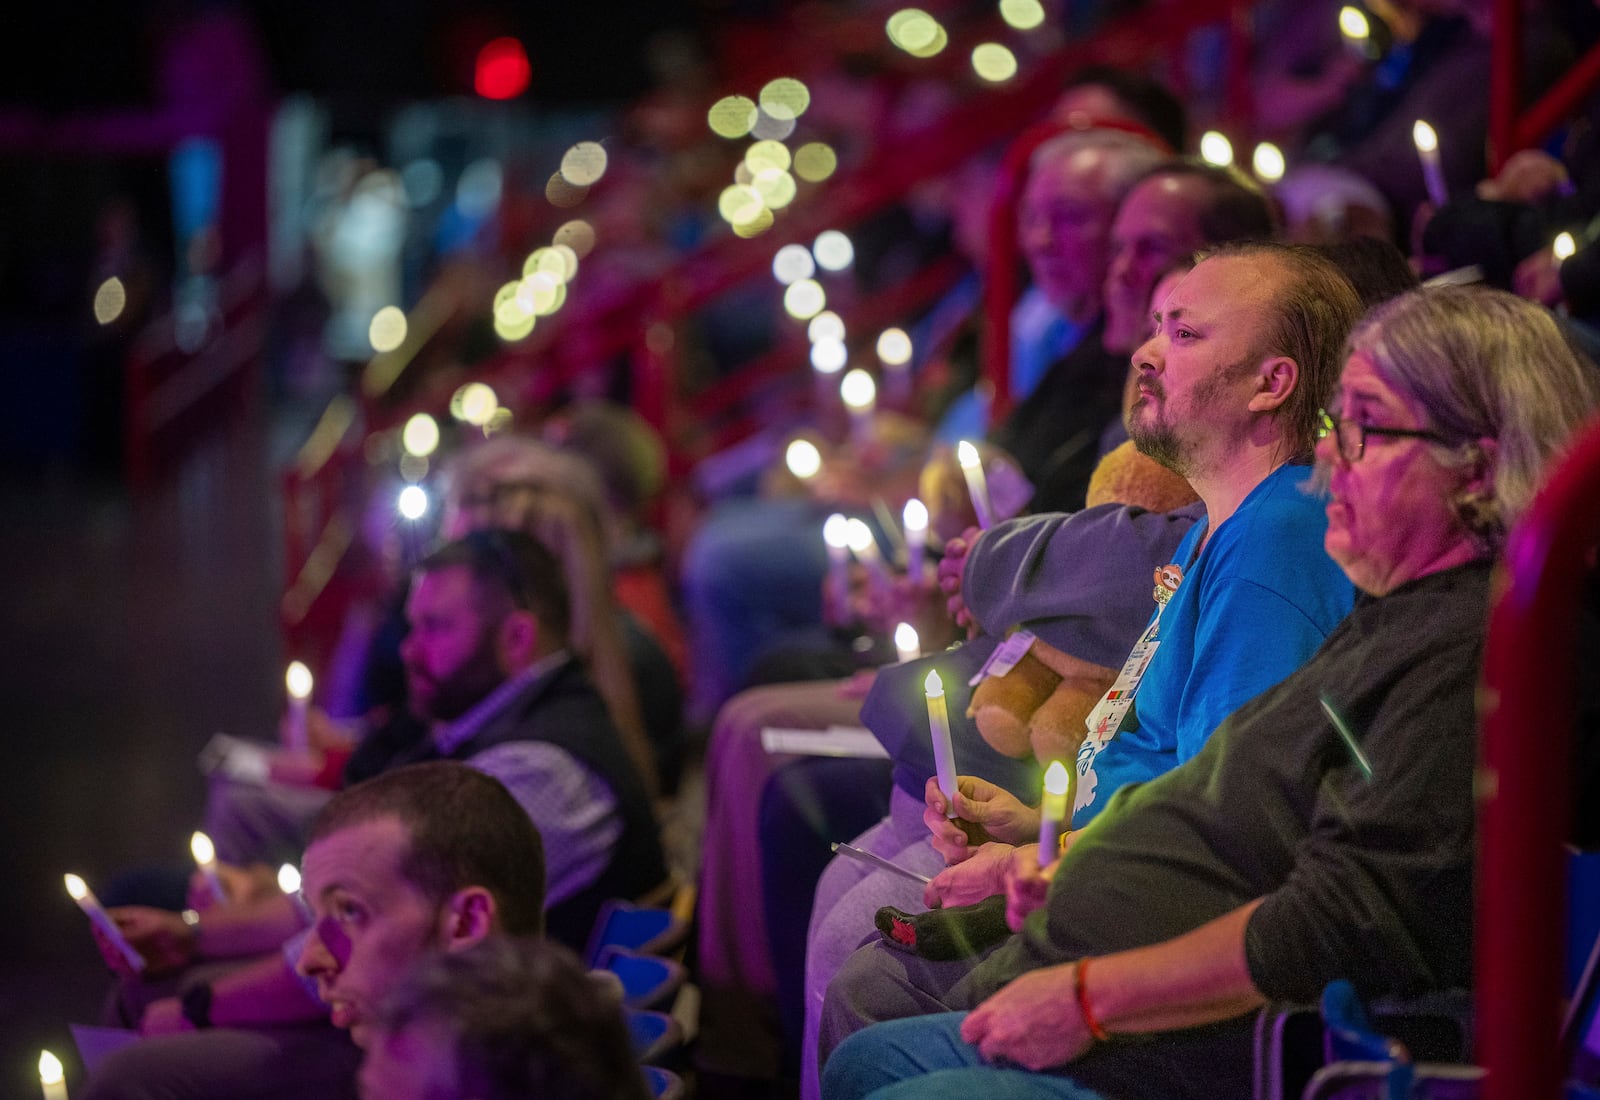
1345, 286, 1600, 545
1029, 127, 1170, 203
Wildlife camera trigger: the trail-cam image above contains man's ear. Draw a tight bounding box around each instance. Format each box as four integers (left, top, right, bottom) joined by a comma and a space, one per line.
497, 609, 540, 666
1246, 355, 1298, 413
439, 886, 496, 950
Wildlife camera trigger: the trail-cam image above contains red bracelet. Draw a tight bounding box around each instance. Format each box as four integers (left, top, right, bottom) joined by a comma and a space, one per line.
1075, 957, 1110, 1042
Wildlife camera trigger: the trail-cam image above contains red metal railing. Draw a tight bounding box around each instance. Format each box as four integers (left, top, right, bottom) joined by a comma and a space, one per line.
1476, 411, 1600, 1099
1490, 0, 1600, 171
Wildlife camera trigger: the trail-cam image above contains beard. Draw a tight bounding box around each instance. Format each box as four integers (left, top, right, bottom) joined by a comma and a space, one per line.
1126, 385, 1188, 476
406, 630, 505, 723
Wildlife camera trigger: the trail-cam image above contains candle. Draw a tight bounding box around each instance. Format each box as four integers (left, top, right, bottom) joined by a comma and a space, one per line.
811, 339, 846, 410
840, 368, 877, 445
284, 661, 313, 751
64, 873, 144, 972
846, 518, 890, 598
1413, 120, 1448, 208
823, 513, 850, 604
1555, 231, 1577, 262
956, 441, 994, 529
902, 497, 929, 578
877, 328, 913, 405
1037, 761, 1071, 866
925, 670, 957, 815
190, 831, 227, 907
785, 438, 822, 481
39, 1051, 67, 1100
279, 863, 313, 923
895, 622, 921, 663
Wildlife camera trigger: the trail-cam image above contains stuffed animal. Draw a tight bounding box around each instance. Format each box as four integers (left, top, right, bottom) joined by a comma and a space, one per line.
965, 441, 1198, 767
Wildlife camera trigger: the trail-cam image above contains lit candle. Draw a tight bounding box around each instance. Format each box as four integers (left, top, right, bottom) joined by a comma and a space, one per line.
1338, 5, 1370, 51
63, 873, 144, 972
39, 1051, 67, 1100
956, 441, 994, 529
284, 661, 313, 751
902, 497, 929, 578
785, 438, 822, 481
823, 513, 851, 602
840, 368, 877, 445
1555, 231, 1577, 262
279, 863, 312, 923
846, 518, 890, 597
924, 669, 957, 816
877, 327, 913, 405
895, 622, 921, 663
1412, 120, 1448, 208
190, 831, 227, 907
1037, 761, 1071, 866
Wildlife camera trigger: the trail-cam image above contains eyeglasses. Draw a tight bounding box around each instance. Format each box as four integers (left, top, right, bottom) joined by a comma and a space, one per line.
1317, 409, 1452, 462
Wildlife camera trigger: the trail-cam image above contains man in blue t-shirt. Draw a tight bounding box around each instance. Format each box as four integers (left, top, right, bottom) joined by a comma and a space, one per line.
921, 240, 1361, 881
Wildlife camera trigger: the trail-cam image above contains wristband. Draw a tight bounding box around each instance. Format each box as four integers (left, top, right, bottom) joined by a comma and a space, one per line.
1074, 957, 1110, 1042
180, 982, 214, 1030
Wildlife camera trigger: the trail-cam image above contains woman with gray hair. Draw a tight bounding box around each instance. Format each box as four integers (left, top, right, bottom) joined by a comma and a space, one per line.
820, 287, 1600, 1100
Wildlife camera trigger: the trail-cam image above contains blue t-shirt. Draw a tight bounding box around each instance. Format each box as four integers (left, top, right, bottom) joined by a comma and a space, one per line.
1073, 463, 1355, 826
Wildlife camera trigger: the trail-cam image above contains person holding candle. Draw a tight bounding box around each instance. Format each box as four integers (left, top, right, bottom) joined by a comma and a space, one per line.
82, 762, 549, 1100
820, 286, 1600, 1099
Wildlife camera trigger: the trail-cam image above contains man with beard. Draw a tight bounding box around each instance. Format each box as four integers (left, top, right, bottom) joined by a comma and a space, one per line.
99, 530, 664, 1061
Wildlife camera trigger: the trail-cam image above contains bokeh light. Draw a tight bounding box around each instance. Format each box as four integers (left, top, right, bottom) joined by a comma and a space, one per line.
452, 382, 499, 426
1199, 130, 1234, 167
808, 311, 845, 344
397, 485, 429, 520
474, 38, 530, 100
753, 167, 797, 209
554, 219, 596, 258
876, 328, 912, 366
813, 230, 854, 272
369, 306, 408, 353
93, 277, 126, 325
718, 183, 767, 226
560, 141, 607, 186
1412, 120, 1438, 153
999, 0, 1046, 30
545, 172, 588, 208
784, 278, 827, 319
751, 110, 798, 142
523, 246, 577, 284
1252, 142, 1286, 183
399, 453, 429, 483
840, 368, 876, 411
733, 208, 776, 237
794, 143, 838, 183
810, 338, 847, 373
888, 9, 943, 53
786, 438, 823, 479
401, 413, 440, 458
972, 43, 1018, 82
277, 864, 301, 895
709, 95, 760, 139
773, 244, 816, 285
1555, 232, 1577, 260
759, 77, 811, 121
745, 140, 792, 175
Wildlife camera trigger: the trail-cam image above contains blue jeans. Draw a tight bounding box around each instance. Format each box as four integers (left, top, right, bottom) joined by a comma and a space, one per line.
823, 1012, 1107, 1100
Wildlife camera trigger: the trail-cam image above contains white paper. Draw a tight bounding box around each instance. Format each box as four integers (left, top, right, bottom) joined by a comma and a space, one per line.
760, 726, 888, 759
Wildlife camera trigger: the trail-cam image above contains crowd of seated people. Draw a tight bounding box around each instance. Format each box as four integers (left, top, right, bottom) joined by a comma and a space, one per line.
58, 5, 1600, 1095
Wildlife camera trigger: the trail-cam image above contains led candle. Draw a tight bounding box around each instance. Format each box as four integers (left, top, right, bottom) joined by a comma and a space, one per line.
895, 622, 921, 664
1555, 231, 1577, 262
284, 661, 313, 751
925, 670, 957, 815
1037, 761, 1071, 866
785, 438, 822, 481
840, 368, 877, 445
902, 497, 929, 578
823, 513, 851, 603
956, 441, 994, 528
64, 873, 144, 972
877, 327, 913, 405
846, 518, 890, 598
190, 831, 227, 907
1412, 120, 1448, 208
39, 1051, 67, 1100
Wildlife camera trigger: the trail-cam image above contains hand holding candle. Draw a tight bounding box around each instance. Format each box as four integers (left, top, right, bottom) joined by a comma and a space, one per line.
64, 873, 145, 973
190, 831, 227, 907
1037, 761, 1071, 866
284, 661, 313, 751
925, 669, 957, 815
956, 440, 994, 529
1413, 120, 1448, 208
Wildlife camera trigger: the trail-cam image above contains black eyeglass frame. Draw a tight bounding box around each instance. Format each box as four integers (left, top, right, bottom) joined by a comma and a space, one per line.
1316, 408, 1453, 462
